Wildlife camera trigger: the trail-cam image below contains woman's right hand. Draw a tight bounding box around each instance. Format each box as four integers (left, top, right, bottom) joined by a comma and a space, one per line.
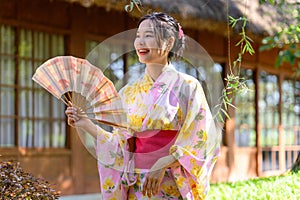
65, 105, 89, 129
65, 104, 98, 138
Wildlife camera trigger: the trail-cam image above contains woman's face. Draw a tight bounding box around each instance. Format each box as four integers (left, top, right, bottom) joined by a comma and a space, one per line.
134, 19, 168, 66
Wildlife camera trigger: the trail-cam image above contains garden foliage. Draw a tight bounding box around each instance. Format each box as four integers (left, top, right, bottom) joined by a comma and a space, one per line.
0, 161, 60, 200
208, 172, 300, 200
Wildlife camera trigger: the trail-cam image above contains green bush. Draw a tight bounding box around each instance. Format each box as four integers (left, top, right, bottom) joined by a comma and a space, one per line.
208, 172, 300, 200
0, 161, 60, 200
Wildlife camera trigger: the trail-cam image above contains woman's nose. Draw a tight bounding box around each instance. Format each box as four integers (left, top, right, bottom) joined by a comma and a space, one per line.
135, 38, 144, 46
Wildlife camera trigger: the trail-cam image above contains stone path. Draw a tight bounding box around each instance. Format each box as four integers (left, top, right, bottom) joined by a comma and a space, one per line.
60, 193, 102, 200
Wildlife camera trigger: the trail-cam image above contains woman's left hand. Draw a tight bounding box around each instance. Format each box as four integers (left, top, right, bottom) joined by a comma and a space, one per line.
142, 155, 180, 197
142, 167, 166, 198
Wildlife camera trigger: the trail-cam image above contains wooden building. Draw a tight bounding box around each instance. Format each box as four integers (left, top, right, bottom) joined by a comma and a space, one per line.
0, 0, 299, 195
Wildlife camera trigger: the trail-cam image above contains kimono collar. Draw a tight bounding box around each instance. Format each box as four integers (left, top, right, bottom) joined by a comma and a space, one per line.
145, 63, 175, 83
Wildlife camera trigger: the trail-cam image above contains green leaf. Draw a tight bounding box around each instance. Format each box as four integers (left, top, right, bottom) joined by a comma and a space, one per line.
217, 113, 225, 122
195, 113, 204, 120
235, 38, 244, 47
243, 17, 247, 27
246, 41, 255, 55
259, 44, 274, 51
225, 101, 237, 109
229, 16, 237, 27
124, 2, 134, 12
295, 50, 300, 58
196, 130, 204, 138
131, 0, 142, 12
194, 142, 205, 149
109, 151, 117, 158
275, 55, 283, 68
220, 108, 231, 119
223, 98, 228, 110
262, 36, 274, 44
290, 54, 296, 65
134, 184, 139, 192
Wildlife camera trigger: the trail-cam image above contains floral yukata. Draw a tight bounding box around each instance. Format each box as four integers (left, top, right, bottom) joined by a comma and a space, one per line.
96, 64, 221, 200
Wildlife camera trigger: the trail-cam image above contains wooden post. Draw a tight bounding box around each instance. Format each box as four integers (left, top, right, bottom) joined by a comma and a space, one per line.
278, 74, 285, 172
68, 4, 87, 194
255, 68, 262, 176
224, 62, 237, 181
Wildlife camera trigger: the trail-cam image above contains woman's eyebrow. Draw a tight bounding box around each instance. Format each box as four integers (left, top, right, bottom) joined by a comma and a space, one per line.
136, 29, 154, 37
145, 30, 154, 34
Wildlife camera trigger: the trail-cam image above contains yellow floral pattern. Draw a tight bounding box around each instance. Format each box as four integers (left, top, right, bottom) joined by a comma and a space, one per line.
102, 177, 115, 192
175, 176, 185, 188
123, 74, 153, 104
162, 180, 181, 197
129, 114, 145, 130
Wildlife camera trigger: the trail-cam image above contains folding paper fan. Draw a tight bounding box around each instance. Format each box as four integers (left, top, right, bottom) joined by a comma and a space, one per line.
32, 56, 127, 129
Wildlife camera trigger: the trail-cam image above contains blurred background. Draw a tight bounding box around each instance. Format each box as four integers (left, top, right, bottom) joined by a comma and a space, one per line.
0, 0, 299, 197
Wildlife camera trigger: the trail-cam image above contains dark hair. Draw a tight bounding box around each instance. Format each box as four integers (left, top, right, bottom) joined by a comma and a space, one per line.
138, 12, 185, 60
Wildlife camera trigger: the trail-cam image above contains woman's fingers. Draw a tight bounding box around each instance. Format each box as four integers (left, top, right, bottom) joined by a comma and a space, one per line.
67, 114, 76, 126
149, 177, 158, 196
65, 107, 77, 115
142, 176, 160, 198
152, 178, 160, 195
142, 168, 166, 197
146, 177, 153, 198
68, 114, 77, 121
142, 177, 153, 197
65, 106, 79, 127
142, 178, 148, 196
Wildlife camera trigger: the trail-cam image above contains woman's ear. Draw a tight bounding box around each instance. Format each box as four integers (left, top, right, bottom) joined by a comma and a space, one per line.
160, 37, 175, 56
167, 37, 175, 51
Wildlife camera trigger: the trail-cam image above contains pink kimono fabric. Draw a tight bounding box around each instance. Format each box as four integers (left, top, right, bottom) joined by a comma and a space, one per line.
96, 64, 221, 200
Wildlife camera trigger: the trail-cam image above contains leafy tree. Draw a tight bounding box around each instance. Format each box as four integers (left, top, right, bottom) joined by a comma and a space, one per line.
259, 0, 300, 72
259, 0, 300, 172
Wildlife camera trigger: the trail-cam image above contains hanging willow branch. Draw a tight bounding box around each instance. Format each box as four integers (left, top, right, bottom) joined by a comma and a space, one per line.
216, 1, 255, 122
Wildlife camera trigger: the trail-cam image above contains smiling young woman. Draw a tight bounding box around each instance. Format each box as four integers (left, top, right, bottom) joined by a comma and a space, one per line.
134, 19, 170, 75
134, 13, 183, 81
65, 12, 221, 200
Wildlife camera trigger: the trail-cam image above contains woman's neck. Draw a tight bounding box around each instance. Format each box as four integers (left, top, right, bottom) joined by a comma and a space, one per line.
146, 62, 169, 81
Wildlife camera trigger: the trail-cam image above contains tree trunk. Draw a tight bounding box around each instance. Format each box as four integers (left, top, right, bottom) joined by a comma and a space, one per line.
291, 152, 300, 172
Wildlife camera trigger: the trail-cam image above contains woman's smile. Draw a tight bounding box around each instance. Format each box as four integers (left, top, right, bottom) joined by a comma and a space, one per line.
137, 48, 150, 56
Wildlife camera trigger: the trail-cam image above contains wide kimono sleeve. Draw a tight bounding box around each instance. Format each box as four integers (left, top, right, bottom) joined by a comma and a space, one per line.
95, 84, 134, 168
94, 85, 137, 199
170, 80, 222, 197
96, 127, 128, 168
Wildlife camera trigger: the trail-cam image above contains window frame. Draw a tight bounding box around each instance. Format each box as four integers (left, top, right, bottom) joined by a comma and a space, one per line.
0, 24, 68, 148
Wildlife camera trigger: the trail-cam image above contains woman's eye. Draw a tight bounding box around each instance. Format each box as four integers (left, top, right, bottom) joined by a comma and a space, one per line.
146, 34, 153, 37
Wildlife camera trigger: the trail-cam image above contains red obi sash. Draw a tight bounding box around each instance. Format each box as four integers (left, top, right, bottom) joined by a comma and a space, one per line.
131, 130, 178, 169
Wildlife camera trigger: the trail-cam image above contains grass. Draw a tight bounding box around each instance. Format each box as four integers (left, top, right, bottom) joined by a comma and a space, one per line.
208, 172, 300, 200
